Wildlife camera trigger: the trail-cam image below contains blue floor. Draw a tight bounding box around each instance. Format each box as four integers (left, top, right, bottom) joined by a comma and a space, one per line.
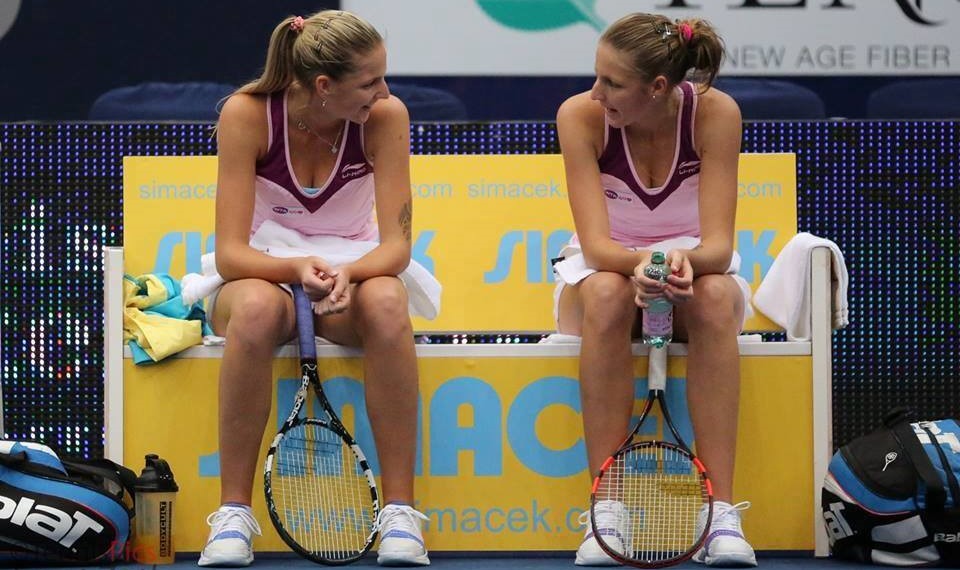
33, 553, 883, 570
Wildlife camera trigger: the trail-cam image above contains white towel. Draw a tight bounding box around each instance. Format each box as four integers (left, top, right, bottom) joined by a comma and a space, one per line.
181, 273, 224, 307
752, 232, 849, 341
538, 333, 581, 344
552, 235, 754, 326
180, 220, 441, 320
553, 236, 706, 286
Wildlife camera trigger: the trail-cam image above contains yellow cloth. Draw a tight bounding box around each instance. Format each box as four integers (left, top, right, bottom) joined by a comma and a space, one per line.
123, 275, 202, 362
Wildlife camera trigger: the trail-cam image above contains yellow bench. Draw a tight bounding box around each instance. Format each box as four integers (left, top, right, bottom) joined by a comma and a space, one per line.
103, 153, 834, 556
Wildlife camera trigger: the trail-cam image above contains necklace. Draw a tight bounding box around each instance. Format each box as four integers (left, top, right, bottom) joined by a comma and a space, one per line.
296, 118, 343, 154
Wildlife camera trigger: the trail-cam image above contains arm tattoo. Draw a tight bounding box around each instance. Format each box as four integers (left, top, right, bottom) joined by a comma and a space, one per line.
399, 200, 413, 242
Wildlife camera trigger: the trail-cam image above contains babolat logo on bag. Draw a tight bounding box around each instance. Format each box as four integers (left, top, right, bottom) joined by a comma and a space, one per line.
0, 441, 135, 563
822, 409, 960, 566
0, 489, 111, 553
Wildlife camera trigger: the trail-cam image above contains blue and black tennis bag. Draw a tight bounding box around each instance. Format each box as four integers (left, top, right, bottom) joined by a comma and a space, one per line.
823, 409, 960, 566
0, 440, 136, 563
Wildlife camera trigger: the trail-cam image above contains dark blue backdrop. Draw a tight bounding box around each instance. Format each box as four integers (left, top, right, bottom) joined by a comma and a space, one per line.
0, 1, 947, 121
0, 1, 336, 121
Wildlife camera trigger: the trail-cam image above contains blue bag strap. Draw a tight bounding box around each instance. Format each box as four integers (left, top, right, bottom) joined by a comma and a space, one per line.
917, 423, 960, 508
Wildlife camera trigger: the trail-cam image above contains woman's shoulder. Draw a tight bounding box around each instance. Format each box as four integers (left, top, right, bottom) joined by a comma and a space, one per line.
692, 84, 742, 123
557, 91, 604, 129
367, 95, 410, 128
215, 92, 271, 154
218, 92, 270, 129
362, 95, 411, 160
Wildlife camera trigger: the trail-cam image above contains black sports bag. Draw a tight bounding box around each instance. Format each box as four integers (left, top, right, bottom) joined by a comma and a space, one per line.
0, 440, 136, 564
822, 409, 960, 566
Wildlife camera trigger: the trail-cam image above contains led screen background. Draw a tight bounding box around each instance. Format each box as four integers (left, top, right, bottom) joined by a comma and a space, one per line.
1, 121, 956, 458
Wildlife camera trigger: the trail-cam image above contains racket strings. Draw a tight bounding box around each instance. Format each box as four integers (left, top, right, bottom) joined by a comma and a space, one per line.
598, 445, 707, 564
272, 422, 374, 561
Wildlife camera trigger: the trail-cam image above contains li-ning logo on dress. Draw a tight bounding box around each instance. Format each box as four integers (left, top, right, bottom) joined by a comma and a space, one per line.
677, 160, 701, 177
341, 163, 370, 180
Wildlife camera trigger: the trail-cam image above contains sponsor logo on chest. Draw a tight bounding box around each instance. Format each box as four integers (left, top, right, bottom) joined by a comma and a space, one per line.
342, 163, 370, 180
272, 206, 306, 215
677, 161, 701, 177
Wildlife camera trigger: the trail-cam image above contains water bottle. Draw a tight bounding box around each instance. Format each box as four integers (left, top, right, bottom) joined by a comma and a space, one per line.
133, 454, 179, 564
641, 251, 673, 348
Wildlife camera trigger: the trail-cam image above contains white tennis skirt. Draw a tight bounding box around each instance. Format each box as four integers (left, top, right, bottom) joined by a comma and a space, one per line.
551, 236, 753, 331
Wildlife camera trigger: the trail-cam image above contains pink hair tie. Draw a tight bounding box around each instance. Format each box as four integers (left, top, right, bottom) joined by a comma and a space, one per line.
678, 22, 693, 42
290, 16, 305, 32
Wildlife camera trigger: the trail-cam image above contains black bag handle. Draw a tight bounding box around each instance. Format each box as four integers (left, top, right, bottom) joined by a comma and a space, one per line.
885, 408, 948, 512
0, 450, 27, 467
61, 458, 139, 516
0, 449, 69, 478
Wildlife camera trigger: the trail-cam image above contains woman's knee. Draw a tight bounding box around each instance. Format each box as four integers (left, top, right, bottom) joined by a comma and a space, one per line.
579, 273, 635, 327
354, 277, 412, 335
685, 276, 743, 330
220, 283, 292, 345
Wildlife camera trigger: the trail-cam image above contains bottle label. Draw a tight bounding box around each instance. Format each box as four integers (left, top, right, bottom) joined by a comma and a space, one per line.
643, 311, 673, 336
159, 500, 172, 557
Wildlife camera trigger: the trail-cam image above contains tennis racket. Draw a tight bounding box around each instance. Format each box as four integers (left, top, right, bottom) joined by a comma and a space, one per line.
263, 284, 379, 565
589, 345, 714, 568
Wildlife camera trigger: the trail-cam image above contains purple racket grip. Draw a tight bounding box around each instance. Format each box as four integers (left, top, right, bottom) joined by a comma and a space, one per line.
290, 284, 317, 360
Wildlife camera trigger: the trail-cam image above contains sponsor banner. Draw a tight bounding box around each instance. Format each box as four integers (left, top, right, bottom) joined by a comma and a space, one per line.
406, 154, 573, 331
123, 156, 218, 279
123, 352, 814, 552
123, 153, 795, 332
344, 0, 959, 76
735, 153, 797, 332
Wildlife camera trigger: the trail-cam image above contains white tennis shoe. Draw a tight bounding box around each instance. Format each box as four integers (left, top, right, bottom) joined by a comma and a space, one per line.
376, 504, 431, 566
693, 501, 758, 567
575, 500, 629, 566
197, 505, 262, 567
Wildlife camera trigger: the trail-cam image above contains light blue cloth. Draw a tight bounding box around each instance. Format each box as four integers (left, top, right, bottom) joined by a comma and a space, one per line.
124, 273, 212, 365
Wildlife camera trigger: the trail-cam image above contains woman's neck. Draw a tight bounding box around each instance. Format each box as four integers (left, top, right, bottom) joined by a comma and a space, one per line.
627, 85, 681, 139
288, 83, 342, 132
